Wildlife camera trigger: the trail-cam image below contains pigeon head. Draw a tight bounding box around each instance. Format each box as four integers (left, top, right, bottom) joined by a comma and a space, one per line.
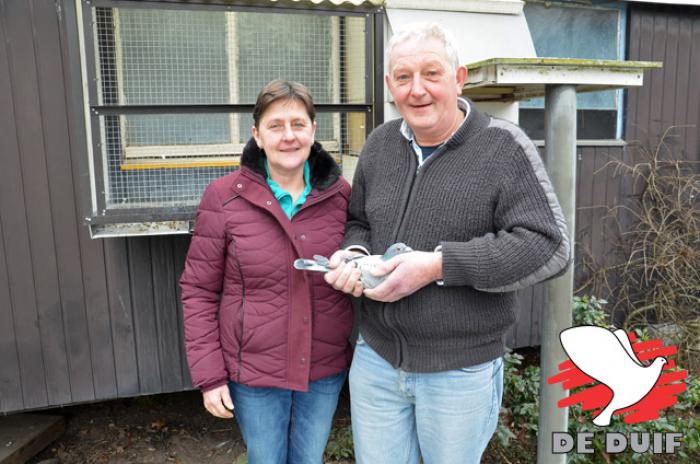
382, 242, 413, 260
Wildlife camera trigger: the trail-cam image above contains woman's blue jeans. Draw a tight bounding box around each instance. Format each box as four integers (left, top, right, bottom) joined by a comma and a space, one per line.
349, 336, 503, 464
228, 370, 346, 464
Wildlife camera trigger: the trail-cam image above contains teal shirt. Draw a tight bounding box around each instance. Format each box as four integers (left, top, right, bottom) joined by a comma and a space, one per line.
265, 160, 312, 219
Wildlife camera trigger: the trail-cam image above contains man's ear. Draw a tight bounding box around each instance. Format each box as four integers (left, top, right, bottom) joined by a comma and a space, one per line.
385, 74, 395, 98
455, 66, 468, 91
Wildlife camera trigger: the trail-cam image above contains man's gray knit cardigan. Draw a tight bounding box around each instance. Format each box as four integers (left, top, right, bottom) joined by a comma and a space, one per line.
343, 101, 571, 372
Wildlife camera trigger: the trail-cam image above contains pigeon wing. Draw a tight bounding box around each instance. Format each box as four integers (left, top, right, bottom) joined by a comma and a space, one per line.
613, 329, 643, 367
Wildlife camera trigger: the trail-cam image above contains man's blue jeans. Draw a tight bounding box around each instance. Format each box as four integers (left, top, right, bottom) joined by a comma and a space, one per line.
228, 371, 346, 464
349, 336, 503, 464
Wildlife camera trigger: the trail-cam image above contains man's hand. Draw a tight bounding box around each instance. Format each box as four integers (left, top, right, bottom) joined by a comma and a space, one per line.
323, 249, 364, 297
363, 251, 442, 302
202, 384, 234, 418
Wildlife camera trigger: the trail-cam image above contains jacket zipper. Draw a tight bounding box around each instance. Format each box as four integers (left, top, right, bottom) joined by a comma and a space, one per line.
229, 232, 246, 383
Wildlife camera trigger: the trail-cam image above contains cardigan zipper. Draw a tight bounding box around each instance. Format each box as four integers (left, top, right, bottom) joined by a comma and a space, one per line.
392, 141, 447, 241
387, 141, 447, 369
383, 141, 422, 367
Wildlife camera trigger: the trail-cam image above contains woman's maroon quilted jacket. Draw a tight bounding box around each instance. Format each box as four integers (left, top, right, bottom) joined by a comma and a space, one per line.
180, 139, 352, 393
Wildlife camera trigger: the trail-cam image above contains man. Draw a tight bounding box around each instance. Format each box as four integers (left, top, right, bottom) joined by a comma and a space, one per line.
325, 23, 570, 464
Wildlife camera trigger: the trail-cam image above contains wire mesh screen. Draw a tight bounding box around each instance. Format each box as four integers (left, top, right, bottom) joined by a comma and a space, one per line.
100, 113, 366, 208
95, 7, 366, 106
88, 3, 371, 212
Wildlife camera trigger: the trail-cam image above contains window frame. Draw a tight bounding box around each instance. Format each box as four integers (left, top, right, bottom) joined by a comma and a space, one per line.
75, 0, 382, 226
114, 9, 343, 166
520, 0, 628, 141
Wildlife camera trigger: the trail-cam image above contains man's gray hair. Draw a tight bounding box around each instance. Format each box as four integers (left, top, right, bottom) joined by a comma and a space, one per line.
386, 22, 460, 71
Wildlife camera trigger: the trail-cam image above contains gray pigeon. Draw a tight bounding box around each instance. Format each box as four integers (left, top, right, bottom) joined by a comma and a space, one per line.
294, 243, 414, 289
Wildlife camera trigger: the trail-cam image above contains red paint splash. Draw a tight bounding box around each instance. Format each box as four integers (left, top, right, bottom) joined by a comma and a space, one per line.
547, 332, 687, 424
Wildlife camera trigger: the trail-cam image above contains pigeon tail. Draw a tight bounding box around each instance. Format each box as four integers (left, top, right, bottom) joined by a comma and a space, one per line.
593, 404, 615, 427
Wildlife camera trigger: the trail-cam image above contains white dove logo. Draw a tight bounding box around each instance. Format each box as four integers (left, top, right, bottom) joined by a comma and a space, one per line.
559, 326, 667, 427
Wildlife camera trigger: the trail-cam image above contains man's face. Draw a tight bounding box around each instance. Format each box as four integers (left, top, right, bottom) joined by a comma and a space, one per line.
386, 37, 466, 143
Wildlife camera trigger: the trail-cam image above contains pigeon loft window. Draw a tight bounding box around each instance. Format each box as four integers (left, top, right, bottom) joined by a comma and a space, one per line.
77, 0, 377, 237
519, 0, 626, 140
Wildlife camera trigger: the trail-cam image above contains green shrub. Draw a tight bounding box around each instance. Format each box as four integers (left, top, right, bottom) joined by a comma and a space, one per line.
572, 295, 609, 327
325, 423, 354, 461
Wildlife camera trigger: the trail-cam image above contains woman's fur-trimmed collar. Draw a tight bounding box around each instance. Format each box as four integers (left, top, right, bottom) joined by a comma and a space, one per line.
240, 137, 341, 191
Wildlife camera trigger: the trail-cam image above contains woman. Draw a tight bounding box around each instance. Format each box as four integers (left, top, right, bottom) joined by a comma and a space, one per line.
180, 80, 354, 464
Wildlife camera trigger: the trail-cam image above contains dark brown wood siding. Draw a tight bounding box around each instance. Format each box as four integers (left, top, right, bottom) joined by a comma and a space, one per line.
0, 0, 195, 414
626, 3, 700, 166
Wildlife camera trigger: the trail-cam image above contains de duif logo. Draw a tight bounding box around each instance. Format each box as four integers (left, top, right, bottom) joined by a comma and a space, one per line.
549, 325, 687, 426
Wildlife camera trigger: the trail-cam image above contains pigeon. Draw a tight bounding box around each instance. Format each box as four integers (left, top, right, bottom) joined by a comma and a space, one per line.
293, 243, 414, 289
559, 326, 667, 427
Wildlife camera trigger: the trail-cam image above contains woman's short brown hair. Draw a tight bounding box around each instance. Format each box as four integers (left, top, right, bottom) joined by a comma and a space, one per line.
252, 80, 316, 128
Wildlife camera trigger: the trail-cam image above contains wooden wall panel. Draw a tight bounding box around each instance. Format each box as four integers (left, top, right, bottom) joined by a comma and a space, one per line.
687, 19, 700, 164
628, 12, 655, 144
575, 147, 597, 287
0, 3, 23, 414
173, 235, 193, 387
58, 0, 120, 401
31, 0, 96, 404
627, 4, 700, 165
0, 214, 23, 413
649, 14, 668, 143
152, 237, 186, 392
661, 16, 679, 131
572, 145, 627, 298
0, 0, 49, 411
128, 238, 163, 394
590, 148, 610, 274
6, 0, 80, 408
104, 239, 140, 397
627, 11, 641, 142
674, 17, 692, 136
80, 232, 120, 401
599, 147, 622, 295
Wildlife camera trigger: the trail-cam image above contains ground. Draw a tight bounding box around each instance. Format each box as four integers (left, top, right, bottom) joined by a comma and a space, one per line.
27, 386, 513, 464
27, 391, 247, 464
28, 388, 352, 464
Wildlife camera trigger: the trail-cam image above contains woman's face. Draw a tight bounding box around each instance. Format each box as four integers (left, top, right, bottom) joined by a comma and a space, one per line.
252, 99, 316, 176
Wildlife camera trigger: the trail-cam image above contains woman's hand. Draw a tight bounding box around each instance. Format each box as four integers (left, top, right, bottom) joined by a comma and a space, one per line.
202, 384, 234, 419
324, 250, 364, 297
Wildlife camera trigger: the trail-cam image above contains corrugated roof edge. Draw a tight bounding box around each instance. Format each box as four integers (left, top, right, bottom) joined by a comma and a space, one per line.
266, 0, 384, 6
